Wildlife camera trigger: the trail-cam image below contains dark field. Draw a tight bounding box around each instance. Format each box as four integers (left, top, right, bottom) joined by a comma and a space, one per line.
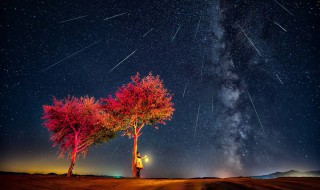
1, 174, 320, 190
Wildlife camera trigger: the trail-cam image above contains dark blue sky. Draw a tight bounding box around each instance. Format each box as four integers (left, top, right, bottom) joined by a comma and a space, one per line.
0, 0, 319, 178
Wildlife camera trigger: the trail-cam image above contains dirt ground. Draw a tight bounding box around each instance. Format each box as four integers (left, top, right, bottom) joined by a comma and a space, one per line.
1, 174, 320, 190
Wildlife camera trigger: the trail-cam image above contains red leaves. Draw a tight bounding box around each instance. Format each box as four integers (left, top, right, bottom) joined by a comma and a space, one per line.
101, 72, 175, 136
42, 96, 106, 159
41, 72, 174, 174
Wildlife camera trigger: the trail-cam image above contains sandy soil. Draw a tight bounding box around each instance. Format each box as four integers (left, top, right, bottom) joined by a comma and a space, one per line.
1, 174, 320, 190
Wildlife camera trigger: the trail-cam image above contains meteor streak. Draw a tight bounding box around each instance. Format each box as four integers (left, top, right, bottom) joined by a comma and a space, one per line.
143, 28, 153, 37
110, 143, 121, 158
247, 90, 265, 134
211, 97, 214, 113
273, 0, 294, 16
276, 74, 284, 85
273, 21, 287, 32
200, 61, 204, 76
195, 15, 202, 38
237, 24, 262, 56
183, 83, 187, 98
172, 25, 181, 42
194, 104, 201, 138
58, 15, 87, 24
104, 12, 127, 21
108, 49, 137, 73
43, 40, 101, 71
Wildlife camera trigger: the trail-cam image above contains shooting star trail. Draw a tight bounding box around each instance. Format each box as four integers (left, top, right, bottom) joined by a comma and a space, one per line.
211, 97, 214, 113
43, 40, 101, 71
57, 15, 87, 24
276, 74, 284, 85
104, 12, 127, 21
108, 49, 137, 73
143, 28, 153, 37
182, 83, 187, 98
194, 104, 201, 138
200, 61, 204, 76
273, 21, 287, 32
195, 15, 202, 38
172, 25, 181, 42
237, 24, 262, 56
247, 90, 265, 134
273, 0, 294, 16
110, 142, 121, 158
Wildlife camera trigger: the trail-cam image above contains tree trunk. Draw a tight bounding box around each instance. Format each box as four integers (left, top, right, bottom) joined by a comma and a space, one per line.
131, 127, 138, 177
68, 132, 79, 177
67, 149, 76, 177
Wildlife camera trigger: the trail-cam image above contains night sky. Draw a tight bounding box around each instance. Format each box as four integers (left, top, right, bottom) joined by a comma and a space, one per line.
0, 0, 319, 178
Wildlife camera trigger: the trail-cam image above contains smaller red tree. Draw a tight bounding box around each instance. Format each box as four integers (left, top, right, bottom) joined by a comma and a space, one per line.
42, 96, 115, 177
101, 72, 174, 177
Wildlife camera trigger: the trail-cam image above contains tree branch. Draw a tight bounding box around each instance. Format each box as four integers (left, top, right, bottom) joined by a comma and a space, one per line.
137, 123, 145, 135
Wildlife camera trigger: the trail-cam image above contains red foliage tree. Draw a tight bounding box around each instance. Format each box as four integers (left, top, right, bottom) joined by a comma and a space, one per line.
101, 73, 174, 177
42, 96, 116, 177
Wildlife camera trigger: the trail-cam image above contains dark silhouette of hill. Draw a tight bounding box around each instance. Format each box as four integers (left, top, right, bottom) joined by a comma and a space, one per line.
252, 170, 320, 179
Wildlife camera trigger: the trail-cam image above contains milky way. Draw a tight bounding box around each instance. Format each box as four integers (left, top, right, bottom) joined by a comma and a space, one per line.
198, 1, 258, 175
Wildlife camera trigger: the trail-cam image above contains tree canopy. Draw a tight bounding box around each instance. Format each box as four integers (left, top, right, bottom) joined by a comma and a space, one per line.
42, 96, 116, 176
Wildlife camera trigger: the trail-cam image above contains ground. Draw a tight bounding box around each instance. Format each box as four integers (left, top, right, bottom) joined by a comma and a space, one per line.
1, 174, 320, 190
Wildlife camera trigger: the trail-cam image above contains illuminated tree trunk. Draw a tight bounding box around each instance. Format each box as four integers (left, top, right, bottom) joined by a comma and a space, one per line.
131, 126, 138, 177
68, 132, 79, 177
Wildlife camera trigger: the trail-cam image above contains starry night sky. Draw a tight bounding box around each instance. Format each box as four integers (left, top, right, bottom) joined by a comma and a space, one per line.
0, 0, 319, 178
